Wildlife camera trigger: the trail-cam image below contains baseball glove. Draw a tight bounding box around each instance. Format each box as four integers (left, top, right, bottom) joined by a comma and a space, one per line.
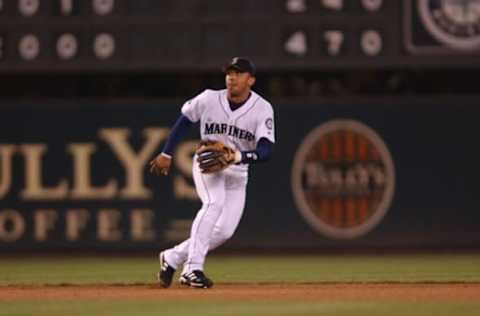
196, 140, 236, 174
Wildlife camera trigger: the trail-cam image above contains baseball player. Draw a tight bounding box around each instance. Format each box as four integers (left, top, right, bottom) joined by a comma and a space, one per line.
149, 57, 275, 289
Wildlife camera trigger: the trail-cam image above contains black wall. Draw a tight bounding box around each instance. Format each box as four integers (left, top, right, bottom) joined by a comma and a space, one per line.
0, 97, 479, 251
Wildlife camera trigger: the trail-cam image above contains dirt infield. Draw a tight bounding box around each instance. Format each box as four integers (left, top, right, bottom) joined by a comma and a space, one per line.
1, 283, 479, 301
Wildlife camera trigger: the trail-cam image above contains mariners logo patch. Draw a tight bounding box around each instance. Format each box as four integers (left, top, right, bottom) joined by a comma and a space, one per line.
265, 118, 273, 130
291, 120, 395, 239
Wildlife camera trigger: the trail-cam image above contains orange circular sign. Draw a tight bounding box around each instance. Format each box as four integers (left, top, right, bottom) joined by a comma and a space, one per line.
292, 120, 395, 239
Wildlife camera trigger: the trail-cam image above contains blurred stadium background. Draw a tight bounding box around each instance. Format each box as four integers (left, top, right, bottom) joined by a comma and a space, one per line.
1, 0, 479, 253
1, 1, 480, 315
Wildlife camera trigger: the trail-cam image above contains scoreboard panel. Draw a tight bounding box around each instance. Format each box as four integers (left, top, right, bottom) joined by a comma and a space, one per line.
0, 0, 479, 72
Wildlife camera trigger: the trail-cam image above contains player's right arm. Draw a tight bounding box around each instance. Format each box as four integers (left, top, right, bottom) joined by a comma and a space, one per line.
149, 114, 193, 176
149, 90, 208, 176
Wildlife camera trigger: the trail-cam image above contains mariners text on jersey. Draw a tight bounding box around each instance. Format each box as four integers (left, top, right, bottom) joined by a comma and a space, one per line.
181, 89, 275, 158
204, 122, 255, 141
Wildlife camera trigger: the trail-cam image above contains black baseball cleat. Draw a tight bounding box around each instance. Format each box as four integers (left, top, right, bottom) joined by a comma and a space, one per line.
157, 252, 176, 288
179, 270, 214, 289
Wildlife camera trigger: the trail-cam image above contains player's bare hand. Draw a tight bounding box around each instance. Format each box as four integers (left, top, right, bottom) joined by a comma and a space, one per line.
149, 153, 172, 176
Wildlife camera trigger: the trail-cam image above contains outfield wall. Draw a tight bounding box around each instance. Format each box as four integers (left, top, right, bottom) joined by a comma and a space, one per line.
0, 97, 479, 251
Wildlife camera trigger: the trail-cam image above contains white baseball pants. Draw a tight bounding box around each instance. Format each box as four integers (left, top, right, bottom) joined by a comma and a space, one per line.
164, 161, 248, 274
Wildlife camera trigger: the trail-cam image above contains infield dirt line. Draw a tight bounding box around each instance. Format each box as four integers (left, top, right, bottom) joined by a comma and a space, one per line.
1, 283, 480, 301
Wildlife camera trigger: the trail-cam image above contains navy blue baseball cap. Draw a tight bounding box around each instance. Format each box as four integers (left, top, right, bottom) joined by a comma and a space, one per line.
223, 57, 256, 75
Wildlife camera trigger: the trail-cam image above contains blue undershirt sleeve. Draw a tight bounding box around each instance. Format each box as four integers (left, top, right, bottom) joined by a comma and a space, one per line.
162, 114, 194, 156
240, 138, 274, 164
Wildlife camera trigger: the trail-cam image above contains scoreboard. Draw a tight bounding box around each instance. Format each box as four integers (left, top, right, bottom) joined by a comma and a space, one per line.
0, 0, 480, 72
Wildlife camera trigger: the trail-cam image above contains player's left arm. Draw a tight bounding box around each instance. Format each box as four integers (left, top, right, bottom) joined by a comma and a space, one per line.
236, 138, 273, 164
236, 104, 275, 164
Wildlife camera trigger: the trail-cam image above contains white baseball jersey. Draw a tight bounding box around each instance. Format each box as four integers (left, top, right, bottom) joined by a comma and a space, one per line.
181, 89, 275, 172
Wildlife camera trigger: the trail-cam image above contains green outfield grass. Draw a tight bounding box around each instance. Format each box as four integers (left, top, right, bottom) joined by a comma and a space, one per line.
0, 301, 479, 316
1, 254, 479, 316
0, 254, 479, 285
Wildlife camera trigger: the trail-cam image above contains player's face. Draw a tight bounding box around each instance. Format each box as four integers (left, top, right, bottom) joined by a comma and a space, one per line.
225, 70, 255, 98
